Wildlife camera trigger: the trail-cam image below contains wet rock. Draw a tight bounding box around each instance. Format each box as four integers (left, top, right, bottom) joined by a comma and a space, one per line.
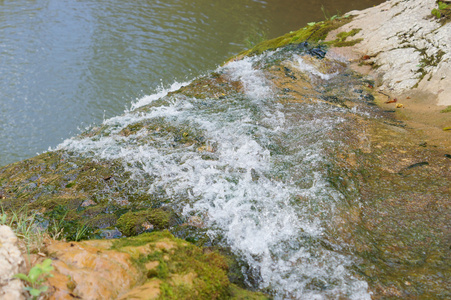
187, 216, 204, 228
99, 228, 122, 239
0, 225, 25, 300
308, 46, 327, 59
406, 161, 429, 169
46, 238, 139, 299
0, 7, 448, 297
81, 199, 96, 207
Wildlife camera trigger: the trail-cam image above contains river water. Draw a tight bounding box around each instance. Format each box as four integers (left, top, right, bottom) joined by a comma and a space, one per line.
58, 47, 376, 299
1, 0, 384, 167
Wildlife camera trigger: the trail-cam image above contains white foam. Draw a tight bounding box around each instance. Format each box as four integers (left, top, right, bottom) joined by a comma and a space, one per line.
294, 56, 339, 80
223, 56, 274, 101
58, 53, 371, 299
130, 81, 190, 110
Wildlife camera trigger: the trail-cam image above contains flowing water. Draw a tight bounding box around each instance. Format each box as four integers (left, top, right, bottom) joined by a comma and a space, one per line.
1, 0, 384, 167
55, 48, 377, 299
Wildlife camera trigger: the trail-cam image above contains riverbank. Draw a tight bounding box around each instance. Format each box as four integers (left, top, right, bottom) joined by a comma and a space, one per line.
326, 0, 451, 148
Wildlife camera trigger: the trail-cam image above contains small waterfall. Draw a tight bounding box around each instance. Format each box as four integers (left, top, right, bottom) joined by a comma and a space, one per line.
58, 50, 373, 299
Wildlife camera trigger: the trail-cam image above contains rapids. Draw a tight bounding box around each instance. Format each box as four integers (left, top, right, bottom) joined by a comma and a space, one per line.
57, 49, 375, 299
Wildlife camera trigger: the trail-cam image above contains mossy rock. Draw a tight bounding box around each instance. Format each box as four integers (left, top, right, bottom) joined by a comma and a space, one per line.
231, 16, 355, 60
43, 230, 270, 299
110, 231, 271, 299
116, 209, 174, 237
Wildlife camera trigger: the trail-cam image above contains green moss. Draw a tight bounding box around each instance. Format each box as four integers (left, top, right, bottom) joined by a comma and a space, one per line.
440, 105, 451, 113
112, 231, 174, 249
155, 258, 170, 279
229, 284, 271, 300
336, 28, 361, 39
325, 28, 362, 47
116, 209, 172, 236
232, 16, 355, 58
65, 182, 76, 188
431, 1, 451, 24
112, 231, 233, 299
331, 38, 363, 47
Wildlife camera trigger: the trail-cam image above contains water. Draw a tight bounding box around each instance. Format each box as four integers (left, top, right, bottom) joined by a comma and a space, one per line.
0, 0, 384, 167
56, 49, 375, 299
2, 1, 384, 297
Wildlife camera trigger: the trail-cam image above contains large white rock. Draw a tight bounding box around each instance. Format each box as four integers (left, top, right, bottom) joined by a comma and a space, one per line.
329, 0, 451, 106
0, 225, 25, 300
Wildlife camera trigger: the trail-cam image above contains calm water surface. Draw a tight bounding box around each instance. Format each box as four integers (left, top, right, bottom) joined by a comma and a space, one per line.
0, 0, 384, 166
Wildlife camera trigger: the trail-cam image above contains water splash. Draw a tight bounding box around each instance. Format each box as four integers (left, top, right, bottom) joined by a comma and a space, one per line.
58, 52, 371, 299
130, 81, 191, 110
294, 55, 339, 80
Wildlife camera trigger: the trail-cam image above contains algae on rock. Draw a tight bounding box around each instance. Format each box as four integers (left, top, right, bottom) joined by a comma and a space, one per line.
43, 231, 270, 299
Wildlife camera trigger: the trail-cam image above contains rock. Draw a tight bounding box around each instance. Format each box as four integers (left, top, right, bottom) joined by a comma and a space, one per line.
80, 199, 96, 207
99, 228, 123, 239
42, 231, 269, 299
327, 0, 451, 106
46, 239, 139, 299
187, 215, 204, 228
0, 225, 25, 300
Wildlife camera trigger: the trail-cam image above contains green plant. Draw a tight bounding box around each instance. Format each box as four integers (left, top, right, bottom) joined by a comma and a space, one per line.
47, 210, 68, 240
1, 206, 46, 254
321, 5, 340, 21
0, 210, 7, 225
432, 8, 442, 18
74, 223, 90, 241
14, 259, 54, 299
431, 1, 451, 21
438, 1, 451, 10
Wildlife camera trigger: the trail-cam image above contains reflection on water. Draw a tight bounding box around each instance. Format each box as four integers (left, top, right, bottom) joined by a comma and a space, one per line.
0, 0, 384, 166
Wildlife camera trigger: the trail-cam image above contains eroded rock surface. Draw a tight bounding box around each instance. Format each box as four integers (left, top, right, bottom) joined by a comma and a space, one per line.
328, 0, 451, 106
